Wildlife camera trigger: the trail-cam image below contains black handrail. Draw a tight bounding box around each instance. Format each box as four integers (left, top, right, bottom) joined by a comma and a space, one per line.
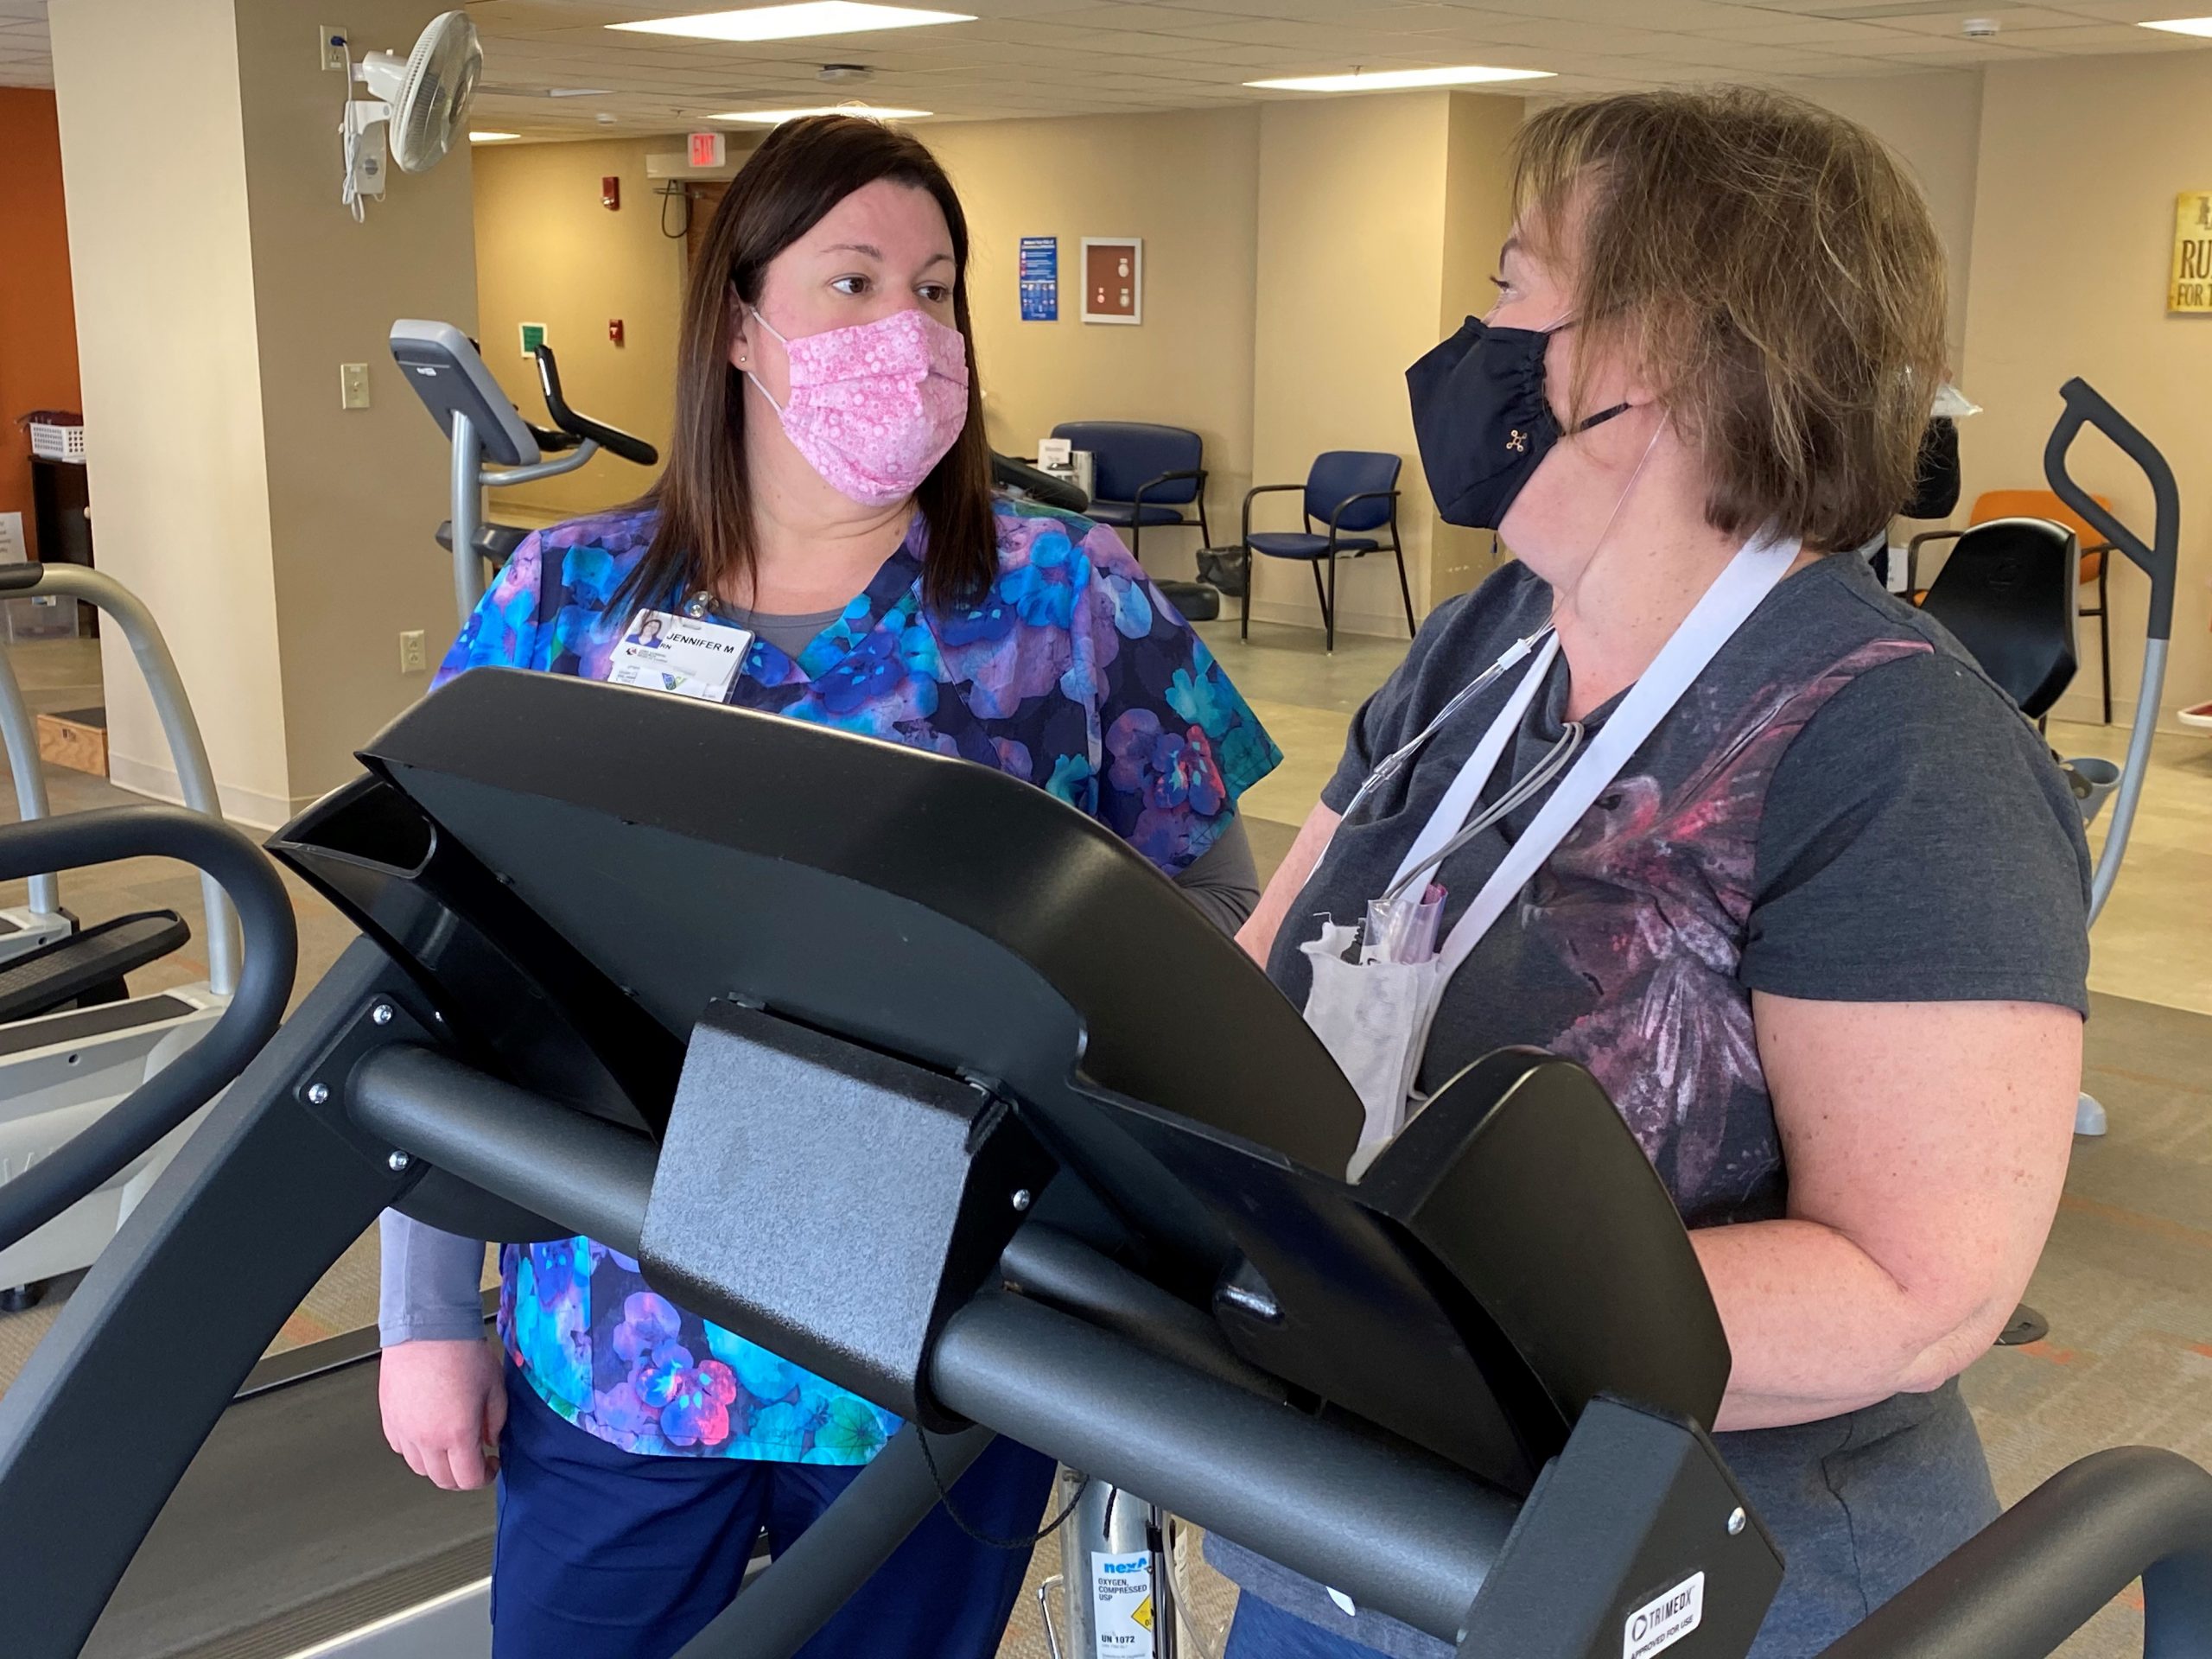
0, 807, 297, 1249
1819, 1446, 2212, 1658
991, 452, 1089, 513
2044, 377, 2179, 644
534, 344, 659, 467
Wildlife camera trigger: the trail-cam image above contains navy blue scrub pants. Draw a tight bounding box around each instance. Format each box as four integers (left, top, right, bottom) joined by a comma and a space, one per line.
492, 1364, 1058, 1659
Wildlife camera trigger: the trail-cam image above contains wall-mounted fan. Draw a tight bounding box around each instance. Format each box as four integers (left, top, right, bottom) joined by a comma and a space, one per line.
340, 10, 484, 220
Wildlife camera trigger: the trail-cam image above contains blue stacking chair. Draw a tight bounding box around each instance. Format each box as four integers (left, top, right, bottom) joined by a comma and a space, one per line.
1050, 422, 1210, 567
1242, 450, 1408, 652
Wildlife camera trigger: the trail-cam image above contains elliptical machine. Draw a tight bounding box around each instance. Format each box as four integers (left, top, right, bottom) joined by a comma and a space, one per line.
391, 320, 659, 625
0, 562, 237, 1311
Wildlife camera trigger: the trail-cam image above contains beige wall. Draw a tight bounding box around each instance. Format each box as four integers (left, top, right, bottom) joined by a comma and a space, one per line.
927, 107, 1262, 584
1794, 71, 1984, 357
1430, 92, 1526, 605
239, 0, 480, 808
51, 0, 479, 825
50, 0, 289, 821
1250, 91, 1523, 637
1962, 54, 2212, 731
472, 134, 689, 519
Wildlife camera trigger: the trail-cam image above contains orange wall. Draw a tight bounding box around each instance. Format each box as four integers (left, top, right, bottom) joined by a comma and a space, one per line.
0, 89, 84, 559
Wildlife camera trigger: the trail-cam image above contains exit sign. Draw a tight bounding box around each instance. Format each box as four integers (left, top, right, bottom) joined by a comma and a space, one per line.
690, 130, 726, 168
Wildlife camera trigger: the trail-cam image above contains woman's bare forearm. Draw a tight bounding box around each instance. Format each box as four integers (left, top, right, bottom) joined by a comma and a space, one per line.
1236, 802, 1340, 964
1692, 1217, 2021, 1432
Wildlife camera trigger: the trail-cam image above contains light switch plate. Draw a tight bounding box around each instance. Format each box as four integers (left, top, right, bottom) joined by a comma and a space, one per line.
340, 363, 371, 410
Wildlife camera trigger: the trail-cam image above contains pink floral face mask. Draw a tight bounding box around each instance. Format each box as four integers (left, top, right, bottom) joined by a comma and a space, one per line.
744, 305, 970, 507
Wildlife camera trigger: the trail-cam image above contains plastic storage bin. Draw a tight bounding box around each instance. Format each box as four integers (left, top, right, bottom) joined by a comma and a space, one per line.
27, 422, 86, 464
6, 594, 79, 643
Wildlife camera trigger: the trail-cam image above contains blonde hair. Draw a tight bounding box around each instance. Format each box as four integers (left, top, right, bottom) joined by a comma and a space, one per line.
1512, 87, 1948, 551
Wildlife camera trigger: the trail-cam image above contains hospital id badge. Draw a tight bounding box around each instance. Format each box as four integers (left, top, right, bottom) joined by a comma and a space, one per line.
606, 609, 751, 702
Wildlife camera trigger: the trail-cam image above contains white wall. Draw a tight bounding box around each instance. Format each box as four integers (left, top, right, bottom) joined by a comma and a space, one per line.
49, 0, 290, 823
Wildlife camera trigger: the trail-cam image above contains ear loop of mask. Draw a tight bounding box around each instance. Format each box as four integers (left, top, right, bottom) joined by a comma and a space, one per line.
734, 291, 789, 416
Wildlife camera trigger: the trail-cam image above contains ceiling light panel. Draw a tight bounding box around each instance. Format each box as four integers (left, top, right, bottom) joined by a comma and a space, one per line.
2141, 16, 2212, 33
610, 4, 974, 43
1245, 64, 1554, 92
710, 103, 934, 120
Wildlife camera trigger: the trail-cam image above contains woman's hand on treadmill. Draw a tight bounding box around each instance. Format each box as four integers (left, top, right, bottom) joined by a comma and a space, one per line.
380, 1334, 507, 1490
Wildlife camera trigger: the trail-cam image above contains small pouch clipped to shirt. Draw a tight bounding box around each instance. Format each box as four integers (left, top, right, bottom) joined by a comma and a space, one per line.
1300, 891, 1446, 1181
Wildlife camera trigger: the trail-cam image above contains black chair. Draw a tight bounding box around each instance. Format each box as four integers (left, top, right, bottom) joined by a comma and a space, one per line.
1916, 517, 2080, 721
1909, 490, 2114, 723
1048, 422, 1210, 568
1243, 450, 1408, 652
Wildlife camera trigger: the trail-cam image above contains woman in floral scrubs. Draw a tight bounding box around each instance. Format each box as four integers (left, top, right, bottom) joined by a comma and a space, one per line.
375, 114, 1279, 1659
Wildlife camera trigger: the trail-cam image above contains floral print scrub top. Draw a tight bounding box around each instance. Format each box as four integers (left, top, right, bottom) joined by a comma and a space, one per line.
434, 496, 1282, 1462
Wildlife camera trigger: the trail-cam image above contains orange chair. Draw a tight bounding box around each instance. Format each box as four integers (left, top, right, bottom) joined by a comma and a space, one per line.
1910, 489, 2114, 722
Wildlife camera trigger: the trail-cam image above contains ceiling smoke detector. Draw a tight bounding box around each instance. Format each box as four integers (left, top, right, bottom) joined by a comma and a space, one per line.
1962, 16, 2000, 35
818, 63, 874, 83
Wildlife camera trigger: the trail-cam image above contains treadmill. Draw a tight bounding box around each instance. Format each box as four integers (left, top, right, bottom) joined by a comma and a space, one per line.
2, 646, 2210, 1658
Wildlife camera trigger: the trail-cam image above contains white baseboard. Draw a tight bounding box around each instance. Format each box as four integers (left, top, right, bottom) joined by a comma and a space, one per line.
106, 752, 312, 834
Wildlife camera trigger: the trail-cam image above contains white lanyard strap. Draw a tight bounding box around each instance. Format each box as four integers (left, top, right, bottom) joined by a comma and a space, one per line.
1387, 632, 1561, 892
1428, 531, 1800, 990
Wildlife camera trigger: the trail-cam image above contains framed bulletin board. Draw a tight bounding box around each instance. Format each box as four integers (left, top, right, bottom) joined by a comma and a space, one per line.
1082, 237, 1142, 325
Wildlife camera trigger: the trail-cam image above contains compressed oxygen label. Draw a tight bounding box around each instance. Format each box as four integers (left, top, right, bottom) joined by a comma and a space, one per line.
1090, 1551, 1156, 1657
1624, 1571, 1704, 1659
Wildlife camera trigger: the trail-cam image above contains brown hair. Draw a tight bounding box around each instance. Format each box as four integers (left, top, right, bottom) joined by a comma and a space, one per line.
1512, 87, 1948, 551
626, 115, 995, 613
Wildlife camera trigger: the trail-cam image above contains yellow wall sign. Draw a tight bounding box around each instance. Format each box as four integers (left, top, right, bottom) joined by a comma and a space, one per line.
2171, 192, 2212, 312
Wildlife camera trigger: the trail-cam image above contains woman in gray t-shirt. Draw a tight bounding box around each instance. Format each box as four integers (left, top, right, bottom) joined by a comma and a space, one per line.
1227, 89, 2089, 1659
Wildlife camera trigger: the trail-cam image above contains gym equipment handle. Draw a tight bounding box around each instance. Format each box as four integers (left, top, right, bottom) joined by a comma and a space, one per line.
1819, 1445, 2212, 1657
535, 344, 659, 467
991, 452, 1090, 514
2044, 378, 2179, 642
0, 807, 297, 1251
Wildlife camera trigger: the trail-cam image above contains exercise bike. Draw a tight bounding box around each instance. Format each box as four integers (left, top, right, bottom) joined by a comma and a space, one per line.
391, 320, 659, 626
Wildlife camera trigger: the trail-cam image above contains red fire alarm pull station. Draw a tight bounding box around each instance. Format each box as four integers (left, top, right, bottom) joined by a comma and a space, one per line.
608, 319, 626, 346
601, 175, 620, 210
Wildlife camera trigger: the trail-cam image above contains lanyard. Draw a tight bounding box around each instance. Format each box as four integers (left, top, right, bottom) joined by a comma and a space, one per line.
1402, 530, 1800, 1012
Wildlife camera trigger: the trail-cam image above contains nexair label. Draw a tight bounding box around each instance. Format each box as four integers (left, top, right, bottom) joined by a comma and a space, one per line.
1090, 1551, 1156, 1657
1624, 1571, 1705, 1659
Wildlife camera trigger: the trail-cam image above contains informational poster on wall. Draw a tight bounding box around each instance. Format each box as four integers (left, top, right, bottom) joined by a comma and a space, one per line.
1019, 235, 1058, 321
1082, 237, 1142, 325
2168, 191, 2212, 312
0, 513, 24, 567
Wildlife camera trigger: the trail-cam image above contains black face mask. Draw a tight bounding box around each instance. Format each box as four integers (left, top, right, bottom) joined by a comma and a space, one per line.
1407, 316, 1629, 530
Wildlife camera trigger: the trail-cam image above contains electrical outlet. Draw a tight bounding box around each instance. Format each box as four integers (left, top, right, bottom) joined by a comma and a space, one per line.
399, 630, 428, 674
340, 362, 371, 410
320, 25, 348, 72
